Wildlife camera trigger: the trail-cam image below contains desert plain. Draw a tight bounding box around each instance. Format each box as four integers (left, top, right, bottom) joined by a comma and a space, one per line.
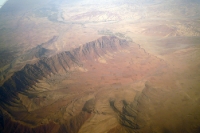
0, 0, 200, 133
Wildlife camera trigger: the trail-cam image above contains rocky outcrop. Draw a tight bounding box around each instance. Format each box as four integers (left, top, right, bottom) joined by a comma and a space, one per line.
109, 99, 139, 132
0, 51, 80, 103
0, 36, 128, 104
0, 36, 129, 132
2, 111, 91, 133
72, 36, 128, 60
1, 96, 95, 133
3, 117, 60, 133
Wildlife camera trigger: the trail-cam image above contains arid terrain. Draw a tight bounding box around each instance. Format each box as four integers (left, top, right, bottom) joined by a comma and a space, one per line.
0, 0, 200, 133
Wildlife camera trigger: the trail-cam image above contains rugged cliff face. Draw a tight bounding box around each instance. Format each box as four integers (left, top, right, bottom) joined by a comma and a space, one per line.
0, 36, 133, 133
2, 109, 92, 133
1, 0, 200, 132
1, 36, 197, 133
0, 36, 128, 103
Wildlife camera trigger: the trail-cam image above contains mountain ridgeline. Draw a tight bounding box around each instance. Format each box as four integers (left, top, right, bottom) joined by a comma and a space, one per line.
0, 36, 128, 104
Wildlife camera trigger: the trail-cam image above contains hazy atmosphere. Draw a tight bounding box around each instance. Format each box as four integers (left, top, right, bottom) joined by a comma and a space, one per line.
0, 0, 200, 133
0, 0, 7, 8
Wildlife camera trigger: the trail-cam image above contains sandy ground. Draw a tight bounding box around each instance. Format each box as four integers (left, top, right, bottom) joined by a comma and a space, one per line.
0, 0, 200, 132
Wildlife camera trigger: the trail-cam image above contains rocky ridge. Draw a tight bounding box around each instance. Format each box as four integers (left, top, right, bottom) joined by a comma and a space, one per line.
0, 36, 129, 133
0, 36, 128, 112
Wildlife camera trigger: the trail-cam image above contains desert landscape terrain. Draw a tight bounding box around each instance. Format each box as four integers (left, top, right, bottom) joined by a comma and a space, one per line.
0, 0, 200, 133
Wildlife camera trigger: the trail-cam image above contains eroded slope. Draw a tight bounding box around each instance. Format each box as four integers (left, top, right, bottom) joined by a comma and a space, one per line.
0, 36, 168, 133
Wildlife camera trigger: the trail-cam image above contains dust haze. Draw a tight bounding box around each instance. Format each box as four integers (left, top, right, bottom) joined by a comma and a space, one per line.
0, 0, 200, 133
